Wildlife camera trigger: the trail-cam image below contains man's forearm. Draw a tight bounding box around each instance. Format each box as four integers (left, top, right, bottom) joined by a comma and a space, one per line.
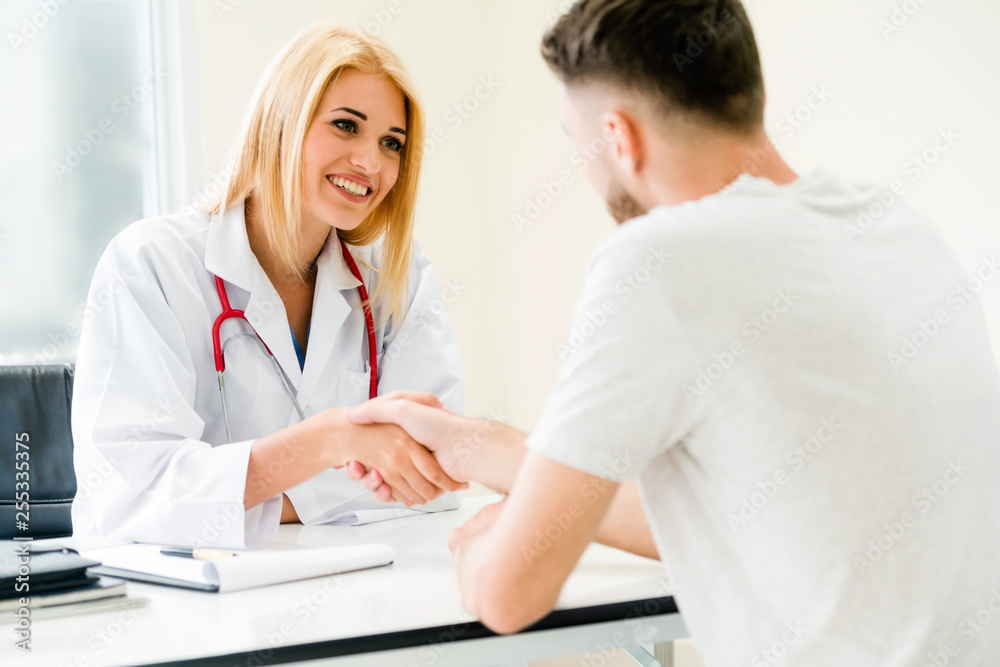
594, 481, 659, 560
450, 419, 527, 494
452, 419, 658, 560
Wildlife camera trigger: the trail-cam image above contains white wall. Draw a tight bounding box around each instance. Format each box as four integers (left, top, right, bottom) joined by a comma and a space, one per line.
191, 0, 1000, 429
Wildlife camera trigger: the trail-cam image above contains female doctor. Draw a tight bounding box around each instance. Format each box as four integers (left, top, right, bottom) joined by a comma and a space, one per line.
70, 22, 466, 550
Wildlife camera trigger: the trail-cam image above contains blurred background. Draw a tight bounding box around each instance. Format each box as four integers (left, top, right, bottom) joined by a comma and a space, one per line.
1, 1, 998, 664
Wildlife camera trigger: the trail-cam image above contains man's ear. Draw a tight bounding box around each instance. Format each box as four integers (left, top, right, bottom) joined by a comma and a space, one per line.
604, 110, 643, 177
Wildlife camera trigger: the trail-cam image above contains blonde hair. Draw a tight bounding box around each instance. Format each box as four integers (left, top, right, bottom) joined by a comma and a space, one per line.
204, 21, 425, 327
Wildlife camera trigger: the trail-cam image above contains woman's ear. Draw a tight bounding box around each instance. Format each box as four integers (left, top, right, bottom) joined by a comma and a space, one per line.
604, 110, 643, 177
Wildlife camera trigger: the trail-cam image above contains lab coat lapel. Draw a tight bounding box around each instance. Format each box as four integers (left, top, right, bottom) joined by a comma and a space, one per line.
203, 202, 303, 388
297, 235, 364, 404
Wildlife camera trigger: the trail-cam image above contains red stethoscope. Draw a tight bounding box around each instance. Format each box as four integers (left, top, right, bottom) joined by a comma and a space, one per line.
211, 237, 378, 443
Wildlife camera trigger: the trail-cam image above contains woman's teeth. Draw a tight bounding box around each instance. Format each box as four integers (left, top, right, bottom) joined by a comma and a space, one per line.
330, 176, 370, 197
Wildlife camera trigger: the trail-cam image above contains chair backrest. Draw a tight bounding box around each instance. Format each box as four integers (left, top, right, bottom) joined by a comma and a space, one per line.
0, 364, 76, 539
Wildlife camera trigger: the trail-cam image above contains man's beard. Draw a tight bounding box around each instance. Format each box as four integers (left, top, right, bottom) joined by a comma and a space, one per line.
606, 175, 648, 224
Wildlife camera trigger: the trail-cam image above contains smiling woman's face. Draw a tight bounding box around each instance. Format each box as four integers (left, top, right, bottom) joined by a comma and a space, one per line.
301, 68, 407, 232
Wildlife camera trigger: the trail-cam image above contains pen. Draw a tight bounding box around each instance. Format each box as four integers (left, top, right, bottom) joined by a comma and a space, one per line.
159, 547, 238, 560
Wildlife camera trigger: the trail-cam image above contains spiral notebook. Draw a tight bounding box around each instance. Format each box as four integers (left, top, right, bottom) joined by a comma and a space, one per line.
80, 543, 394, 592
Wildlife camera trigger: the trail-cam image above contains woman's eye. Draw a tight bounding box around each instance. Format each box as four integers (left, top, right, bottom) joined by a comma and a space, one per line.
381, 137, 403, 153
332, 119, 357, 133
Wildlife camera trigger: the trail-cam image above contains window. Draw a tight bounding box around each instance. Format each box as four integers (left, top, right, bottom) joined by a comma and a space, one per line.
0, 0, 160, 363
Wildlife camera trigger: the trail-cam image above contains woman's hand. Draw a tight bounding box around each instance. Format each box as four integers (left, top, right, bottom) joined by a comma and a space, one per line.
319, 391, 467, 506
342, 393, 491, 503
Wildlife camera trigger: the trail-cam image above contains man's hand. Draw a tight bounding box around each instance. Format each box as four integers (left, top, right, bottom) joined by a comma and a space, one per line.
449, 498, 507, 557
347, 394, 464, 456
346, 395, 529, 502
336, 391, 466, 504
321, 391, 467, 506
345, 395, 481, 502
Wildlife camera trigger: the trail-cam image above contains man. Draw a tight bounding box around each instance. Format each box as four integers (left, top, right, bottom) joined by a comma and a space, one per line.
347, 1, 1000, 664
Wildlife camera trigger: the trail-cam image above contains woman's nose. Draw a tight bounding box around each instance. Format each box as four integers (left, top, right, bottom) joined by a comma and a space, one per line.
348, 140, 380, 174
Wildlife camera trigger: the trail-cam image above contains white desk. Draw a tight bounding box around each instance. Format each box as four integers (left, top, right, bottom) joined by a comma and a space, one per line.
5, 496, 688, 666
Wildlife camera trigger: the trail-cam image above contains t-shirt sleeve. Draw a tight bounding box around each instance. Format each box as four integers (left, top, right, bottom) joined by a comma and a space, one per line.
526, 241, 705, 481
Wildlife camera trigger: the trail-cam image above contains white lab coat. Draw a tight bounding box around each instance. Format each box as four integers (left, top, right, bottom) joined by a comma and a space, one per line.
70, 202, 464, 550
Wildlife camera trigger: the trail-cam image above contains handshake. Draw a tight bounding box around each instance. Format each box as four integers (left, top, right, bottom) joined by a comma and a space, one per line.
335, 391, 522, 507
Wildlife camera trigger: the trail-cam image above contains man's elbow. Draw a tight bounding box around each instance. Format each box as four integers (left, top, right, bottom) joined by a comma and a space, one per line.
473, 579, 555, 635
470, 567, 559, 635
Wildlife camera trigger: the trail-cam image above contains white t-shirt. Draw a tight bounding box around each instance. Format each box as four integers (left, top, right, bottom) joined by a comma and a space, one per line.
527, 169, 1000, 666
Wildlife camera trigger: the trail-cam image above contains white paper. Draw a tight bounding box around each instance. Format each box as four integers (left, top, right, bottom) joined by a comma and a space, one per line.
208, 543, 393, 591
82, 543, 394, 592
309, 492, 462, 526
323, 507, 433, 526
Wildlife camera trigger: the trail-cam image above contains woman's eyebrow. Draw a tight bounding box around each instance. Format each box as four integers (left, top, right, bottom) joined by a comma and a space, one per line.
332, 106, 367, 120
332, 106, 406, 136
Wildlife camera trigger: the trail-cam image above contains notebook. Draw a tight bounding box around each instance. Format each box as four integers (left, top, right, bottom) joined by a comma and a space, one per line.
0, 541, 100, 599
0, 574, 126, 612
81, 543, 394, 592
0, 596, 149, 624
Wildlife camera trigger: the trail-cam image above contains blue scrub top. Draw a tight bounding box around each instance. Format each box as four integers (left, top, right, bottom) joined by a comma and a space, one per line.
289, 324, 309, 371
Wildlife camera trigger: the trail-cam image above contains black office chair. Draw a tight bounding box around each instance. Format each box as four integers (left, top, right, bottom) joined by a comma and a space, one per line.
0, 364, 76, 539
